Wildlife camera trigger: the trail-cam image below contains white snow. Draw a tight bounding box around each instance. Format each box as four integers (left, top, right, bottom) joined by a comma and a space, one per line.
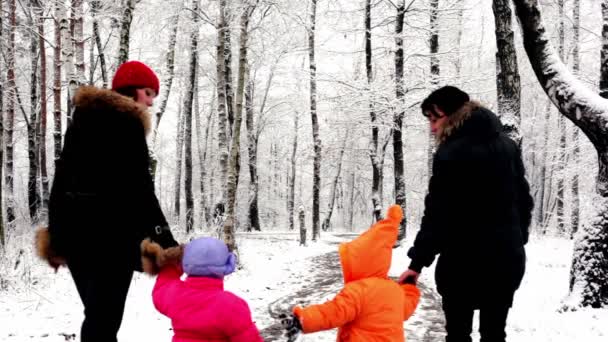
1, 233, 607, 341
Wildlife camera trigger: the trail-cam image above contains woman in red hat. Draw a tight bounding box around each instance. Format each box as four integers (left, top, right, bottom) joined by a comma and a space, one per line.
36, 61, 179, 342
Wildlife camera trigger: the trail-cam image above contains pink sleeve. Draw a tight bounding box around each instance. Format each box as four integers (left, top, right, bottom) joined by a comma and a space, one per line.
152, 264, 183, 316
224, 295, 264, 342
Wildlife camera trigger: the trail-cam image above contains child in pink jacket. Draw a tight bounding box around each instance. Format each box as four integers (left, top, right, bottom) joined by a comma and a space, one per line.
151, 237, 263, 342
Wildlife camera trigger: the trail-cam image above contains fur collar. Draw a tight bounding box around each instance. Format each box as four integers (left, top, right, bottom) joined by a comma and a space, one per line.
436, 101, 481, 144
73, 86, 151, 135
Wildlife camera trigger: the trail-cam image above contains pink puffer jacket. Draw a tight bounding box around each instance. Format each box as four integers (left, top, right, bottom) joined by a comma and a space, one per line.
152, 265, 263, 342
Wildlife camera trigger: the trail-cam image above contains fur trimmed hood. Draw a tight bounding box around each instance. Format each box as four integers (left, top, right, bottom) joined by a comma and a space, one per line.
436, 101, 502, 144
73, 86, 152, 135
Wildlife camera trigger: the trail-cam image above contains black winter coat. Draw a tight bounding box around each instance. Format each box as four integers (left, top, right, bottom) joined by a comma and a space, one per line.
48, 86, 177, 270
407, 102, 534, 306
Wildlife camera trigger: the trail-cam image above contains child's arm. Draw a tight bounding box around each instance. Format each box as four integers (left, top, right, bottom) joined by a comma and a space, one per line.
151, 264, 183, 316
293, 282, 363, 333
401, 284, 421, 321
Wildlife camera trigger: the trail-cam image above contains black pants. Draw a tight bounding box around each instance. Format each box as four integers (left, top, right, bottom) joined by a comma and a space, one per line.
68, 259, 134, 342
442, 300, 511, 342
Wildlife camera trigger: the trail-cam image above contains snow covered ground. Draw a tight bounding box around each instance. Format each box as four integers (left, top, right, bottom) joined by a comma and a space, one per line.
0, 232, 607, 341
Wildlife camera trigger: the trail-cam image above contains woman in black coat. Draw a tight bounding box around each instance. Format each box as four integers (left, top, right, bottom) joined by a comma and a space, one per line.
36, 61, 178, 342
399, 86, 534, 342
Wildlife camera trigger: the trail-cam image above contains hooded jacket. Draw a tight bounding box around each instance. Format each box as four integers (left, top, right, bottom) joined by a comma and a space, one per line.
293, 205, 420, 341
40, 86, 176, 270
407, 102, 533, 305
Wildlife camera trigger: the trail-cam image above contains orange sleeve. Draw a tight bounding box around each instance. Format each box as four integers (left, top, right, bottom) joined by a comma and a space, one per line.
401, 284, 421, 320
293, 282, 363, 333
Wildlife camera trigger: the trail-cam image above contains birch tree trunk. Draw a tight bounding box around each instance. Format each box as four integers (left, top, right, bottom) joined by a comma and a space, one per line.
73, 0, 85, 83
0, 0, 5, 245
28, 5, 41, 222
309, 0, 321, 241
322, 132, 348, 232
37, 1, 50, 215
493, 0, 522, 144
427, 0, 439, 178
365, 0, 384, 222
223, 3, 254, 251
5, 0, 17, 225
182, 0, 199, 233
393, 0, 407, 241
220, 0, 235, 137
197, 95, 214, 228
153, 8, 180, 144
216, 12, 229, 215
570, 0, 581, 237
90, 0, 107, 87
512, 0, 608, 308
288, 113, 299, 231
174, 96, 185, 220
59, 0, 76, 122
117, 0, 136, 66
246, 80, 260, 231
54, 0, 63, 164
556, 0, 566, 235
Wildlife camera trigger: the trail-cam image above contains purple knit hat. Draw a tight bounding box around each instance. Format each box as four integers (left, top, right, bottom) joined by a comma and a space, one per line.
182, 237, 237, 278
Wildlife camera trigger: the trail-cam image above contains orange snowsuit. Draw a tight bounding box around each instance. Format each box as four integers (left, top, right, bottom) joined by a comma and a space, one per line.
293, 205, 420, 341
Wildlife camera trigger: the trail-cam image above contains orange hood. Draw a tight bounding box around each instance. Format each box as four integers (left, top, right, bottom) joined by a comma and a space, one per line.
339, 205, 403, 283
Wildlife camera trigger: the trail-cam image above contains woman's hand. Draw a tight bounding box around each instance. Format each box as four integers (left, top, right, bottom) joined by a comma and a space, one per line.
398, 269, 420, 285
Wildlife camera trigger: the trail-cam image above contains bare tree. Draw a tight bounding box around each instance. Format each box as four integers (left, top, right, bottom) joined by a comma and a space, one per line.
174, 95, 185, 220
59, 0, 76, 120
393, 0, 406, 241
117, 0, 136, 66
571, 0, 581, 237
245, 80, 260, 231
221, 0, 235, 136
224, 2, 256, 251
5, 0, 17, 225
493, 0, 522, 144
322, 131, 349, 231
37, 0, 50, 215
53, 0, 63, 164
182, 0, 200, 233
90, 0, 107, 87
556, 0, 567, 235
196, 93, 214, 228
73, 0, 85, 82
0, 0, 5, 245
288, 112, 299, 231
216, 2, 230, 214
512, 0, 608, 308
427, 0, 439, 177
28, 2, 42, 221
309, 0, 321, 241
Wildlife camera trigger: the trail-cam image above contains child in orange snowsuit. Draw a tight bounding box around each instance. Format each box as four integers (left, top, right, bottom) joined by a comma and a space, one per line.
280, 205, 420, 341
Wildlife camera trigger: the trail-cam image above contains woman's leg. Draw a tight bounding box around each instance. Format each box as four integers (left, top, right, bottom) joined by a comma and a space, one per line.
479, 303, 510, 342
69, 260, 133, 342
442, 299, 475, 342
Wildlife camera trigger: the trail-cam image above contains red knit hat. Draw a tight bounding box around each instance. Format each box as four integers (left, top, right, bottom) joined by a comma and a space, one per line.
111, 61, 160, 95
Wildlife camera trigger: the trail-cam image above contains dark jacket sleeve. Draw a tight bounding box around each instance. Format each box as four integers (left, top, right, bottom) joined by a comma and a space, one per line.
514, 147, 533, 245
119, 116, 177, 248
407, 154, 451, 272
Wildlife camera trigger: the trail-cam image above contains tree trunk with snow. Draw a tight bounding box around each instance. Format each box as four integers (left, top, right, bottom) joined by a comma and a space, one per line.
54, 0, 62, 164
322, 132, 348, 232
512, 0, 608, 308
197, 95, 214, 229
117, 0, 136, 66
220, 0, 235, 137
182, 0, 199, 233
309, 0, 321, 241
246, 80, 260, 232
570, 0, 580, 238
37, 1, 50, 216
223, 4, 254, 251
59, 0, 76, 122
601, 1, 608, 99
90, 0, 107, 87
427, 0, 439, 178
73, 0, 85, 83
556, 0, 567, 235
288, 113, 299, 231
174, 96, 185, 220
0, 0, 5, 245
493, 0, 522, 144
5, 0, 17, 225
366, 0, 383, 222
393, 0, 407, 241
216, 11, 229, 215
299, 207, 306, 246
28, 5, 41, 222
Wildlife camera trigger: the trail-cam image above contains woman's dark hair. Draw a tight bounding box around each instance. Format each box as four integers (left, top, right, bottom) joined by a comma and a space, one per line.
113, 86, 139, 100
421, 86, 470, 117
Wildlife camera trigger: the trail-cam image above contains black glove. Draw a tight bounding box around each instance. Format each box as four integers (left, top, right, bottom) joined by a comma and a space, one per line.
279, 313, 302, 342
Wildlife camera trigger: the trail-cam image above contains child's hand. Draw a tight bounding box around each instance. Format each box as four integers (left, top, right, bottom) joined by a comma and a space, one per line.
279, 313, 302, 342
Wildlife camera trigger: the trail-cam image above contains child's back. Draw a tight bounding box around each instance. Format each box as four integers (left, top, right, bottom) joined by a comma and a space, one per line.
291, 206, 420, 342
150, 237, 263, 342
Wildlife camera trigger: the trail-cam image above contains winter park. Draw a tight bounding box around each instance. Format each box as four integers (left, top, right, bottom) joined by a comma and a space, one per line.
2, 0, 608, 341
